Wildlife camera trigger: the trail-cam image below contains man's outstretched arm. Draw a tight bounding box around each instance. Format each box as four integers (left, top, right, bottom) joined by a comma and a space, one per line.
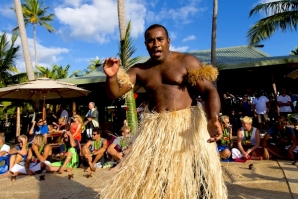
104, 58, 135, 99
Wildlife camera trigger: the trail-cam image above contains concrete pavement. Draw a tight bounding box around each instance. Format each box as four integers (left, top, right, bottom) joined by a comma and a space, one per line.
0, 160, 297, 199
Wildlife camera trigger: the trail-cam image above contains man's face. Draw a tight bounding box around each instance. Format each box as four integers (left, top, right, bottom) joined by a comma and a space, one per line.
92, 132, 99, 140
145, 27, 170, 62
242, 122, 252, 130
276, 119, 286, 130
88, 103, 94, 109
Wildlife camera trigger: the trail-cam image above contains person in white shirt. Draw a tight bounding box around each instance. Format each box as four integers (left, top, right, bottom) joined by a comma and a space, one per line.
0, 135, 10, 157
252, 90, 270, 132
277, 89, 292, 118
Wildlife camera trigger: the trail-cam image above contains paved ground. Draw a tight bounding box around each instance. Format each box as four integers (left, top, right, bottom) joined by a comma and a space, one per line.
0, 159, 297, 199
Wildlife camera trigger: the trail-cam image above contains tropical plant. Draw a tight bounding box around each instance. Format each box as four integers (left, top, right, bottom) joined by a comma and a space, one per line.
117, 0, 140, 135
0, 32, 20, 87
13, 0, 35, 81
36, 64, 72, 79
290, 46, 298, 55
247, 0, 298, 46
12, 0, 55, 67
83, 56, 102, 75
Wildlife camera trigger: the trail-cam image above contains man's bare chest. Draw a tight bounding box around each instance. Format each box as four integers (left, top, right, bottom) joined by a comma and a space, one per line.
137, 65, 187, 90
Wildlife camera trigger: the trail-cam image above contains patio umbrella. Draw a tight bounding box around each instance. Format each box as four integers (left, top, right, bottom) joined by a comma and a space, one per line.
0, 77, 91, 137
286, 69, 298, 79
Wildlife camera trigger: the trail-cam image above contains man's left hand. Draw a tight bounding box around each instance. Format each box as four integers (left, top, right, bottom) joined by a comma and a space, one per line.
207, 115, 223, 143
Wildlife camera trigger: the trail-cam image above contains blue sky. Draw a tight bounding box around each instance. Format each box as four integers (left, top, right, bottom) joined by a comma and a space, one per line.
0, 0, 297, 74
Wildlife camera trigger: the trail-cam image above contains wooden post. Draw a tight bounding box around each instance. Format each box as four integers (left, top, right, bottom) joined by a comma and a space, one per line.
16, 103, 20, 139
72, 101, 77, 115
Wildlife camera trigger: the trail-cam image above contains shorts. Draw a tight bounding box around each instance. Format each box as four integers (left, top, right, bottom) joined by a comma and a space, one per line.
257, 113, 269, 123
10, 161, 51, 174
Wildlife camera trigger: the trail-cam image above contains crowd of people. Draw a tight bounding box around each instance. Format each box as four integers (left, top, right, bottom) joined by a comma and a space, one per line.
0, 101, 132, 179
214, 88, 298, 162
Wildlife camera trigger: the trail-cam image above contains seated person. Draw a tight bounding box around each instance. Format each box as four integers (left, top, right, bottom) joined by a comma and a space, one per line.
9, 134, 52, 176
106, 125, 131, 162
29, 118, 49, 144
5, 135, 28, 175
82, 127, 107, 172
262, 116, 297, 160
217, 115, 233, 160
46, 131, 79, 174
0, 134, 10, 157
52, 117, 68, 133
232, 116, 263, 160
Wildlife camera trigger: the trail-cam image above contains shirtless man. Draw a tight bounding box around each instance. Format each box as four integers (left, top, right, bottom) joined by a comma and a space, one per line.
102, 24, 226, 199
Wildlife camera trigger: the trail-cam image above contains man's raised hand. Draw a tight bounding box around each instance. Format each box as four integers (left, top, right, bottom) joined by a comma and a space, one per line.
103, 58, 120, 77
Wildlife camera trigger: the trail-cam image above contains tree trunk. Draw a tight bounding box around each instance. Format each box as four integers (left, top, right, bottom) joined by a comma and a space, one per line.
211, 0, 218, 88
33, 24, 38, 68
117, 0, 138, 134
13, 0, 35, 81
117, 0, 126, 41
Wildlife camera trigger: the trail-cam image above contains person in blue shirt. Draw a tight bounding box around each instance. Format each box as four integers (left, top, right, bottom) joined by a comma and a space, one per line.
262, 116, 297, 160
29, 118, 49, 144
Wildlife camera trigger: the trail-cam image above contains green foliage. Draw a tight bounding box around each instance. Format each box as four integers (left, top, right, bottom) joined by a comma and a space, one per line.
118, 22, 142, 71
290, 46, 298, 55
118, 21, 141, 135
247, 0, 298, 45
36, 64, 72, 79
12, 0, 55, 33
0, 32, 20, 87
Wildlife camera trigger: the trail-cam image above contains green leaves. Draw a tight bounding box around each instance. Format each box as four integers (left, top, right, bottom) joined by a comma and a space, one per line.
247, 0, 298, 46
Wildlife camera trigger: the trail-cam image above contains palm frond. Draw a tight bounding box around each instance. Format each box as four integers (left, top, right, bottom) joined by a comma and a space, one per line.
248, 1, 298, 45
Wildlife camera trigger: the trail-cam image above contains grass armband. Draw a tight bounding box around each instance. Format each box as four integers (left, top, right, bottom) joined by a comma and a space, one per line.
117, 68, 134, 89
187, 63, 218, 86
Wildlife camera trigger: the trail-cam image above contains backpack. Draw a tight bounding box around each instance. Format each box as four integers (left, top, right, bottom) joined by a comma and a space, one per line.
0, 156, 9, 174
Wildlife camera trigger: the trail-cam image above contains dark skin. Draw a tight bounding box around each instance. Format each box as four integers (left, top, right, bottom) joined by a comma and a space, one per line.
104, 26, 222, 142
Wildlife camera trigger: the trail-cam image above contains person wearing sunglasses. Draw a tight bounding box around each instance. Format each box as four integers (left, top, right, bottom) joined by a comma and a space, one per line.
29, 118, 49, 144
3, 135, 28, 176
9, 134, 52, 176
82, 127, 107, 172
46, 131, 79, 174
217, 115, 233, 160
262, 116, 297, 160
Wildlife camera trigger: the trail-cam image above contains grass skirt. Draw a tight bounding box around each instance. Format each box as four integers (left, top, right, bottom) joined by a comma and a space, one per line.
101, 106, 227, 199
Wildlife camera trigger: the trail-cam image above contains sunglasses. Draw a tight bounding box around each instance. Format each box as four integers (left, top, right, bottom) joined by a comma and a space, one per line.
73, 117, 77, 118
92, 134, 97, 136
38, 121, 43, 123
276, 121, 286, 125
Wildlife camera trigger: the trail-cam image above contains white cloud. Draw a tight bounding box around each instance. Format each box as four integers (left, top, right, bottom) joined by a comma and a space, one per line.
170, 45, 188, 52
182, 35, 196, 42
9, 34, 69, 72
54, 0, 147, 43
150, 0, 206, 24
63, 0, 83, 8
169, 31, 177, 40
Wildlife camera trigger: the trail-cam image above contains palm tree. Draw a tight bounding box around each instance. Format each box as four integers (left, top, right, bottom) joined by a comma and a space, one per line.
290, 46, 298, 55
84, 57, 102, 75
0, 32, 20, 87
36, 64, 71, 79
211, 0, 218, 88
118, 21, 141, 135
117, 0, 139, 135
247, 0, 298, 46
12, 0, 55, 68
13, 0, 35, 81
